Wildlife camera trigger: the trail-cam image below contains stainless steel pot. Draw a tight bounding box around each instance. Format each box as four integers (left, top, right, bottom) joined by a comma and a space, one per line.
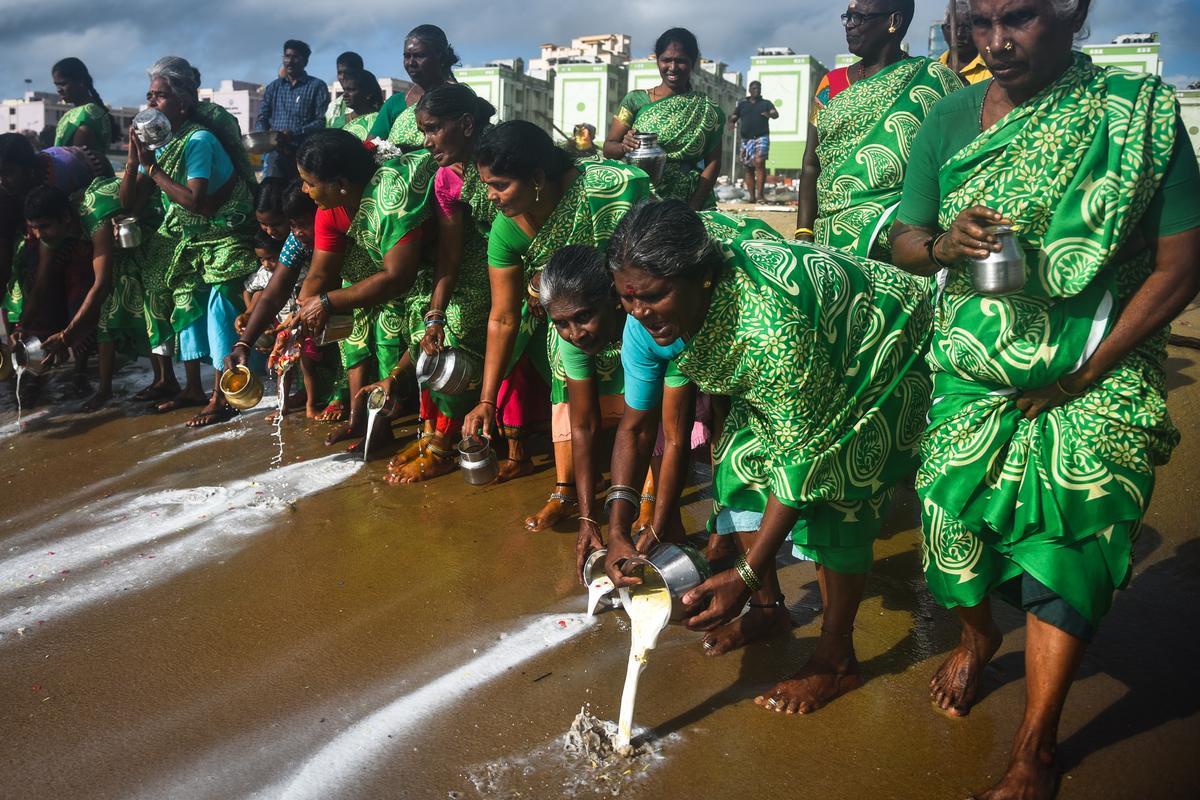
242, 131, 281, 155
620, 543, 711, 623
969, 225, 1027, 295
132, 108, 172, 150
457, 435, 498, 485
416, 348, 482, 395
114, 216, 142, 249
625, 131, 667, 184
11, 336, 48, 375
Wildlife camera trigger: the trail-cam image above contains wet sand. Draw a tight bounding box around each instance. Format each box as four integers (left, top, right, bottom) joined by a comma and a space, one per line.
3, 261, 1199, 798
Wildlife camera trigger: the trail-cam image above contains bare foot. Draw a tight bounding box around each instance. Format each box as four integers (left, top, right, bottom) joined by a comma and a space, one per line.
80, 388, 111, 412
524, 492, 578, 532
386, 436, 428, 472
755, 654, 863, 715
133, 381, 177, 402
155, 391, 207, 413
186, 402, 238, 428
305, 401, 322, 419
931, 623, 1003, 717
973, 747, 1058, 800
325, 417, 365, 446
347, 417, 394, 456
266, 392, 307, 423
496, 457, 534, 483
701, 604, 794, 657
316, 401, 346, 422
386, 447, 456, 484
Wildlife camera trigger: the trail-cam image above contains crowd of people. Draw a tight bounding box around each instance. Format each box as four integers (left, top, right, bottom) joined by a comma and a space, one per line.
2, 2, 1198, 798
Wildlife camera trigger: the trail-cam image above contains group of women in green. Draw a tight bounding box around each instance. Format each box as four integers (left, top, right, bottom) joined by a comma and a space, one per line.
4, 6, 1199, 798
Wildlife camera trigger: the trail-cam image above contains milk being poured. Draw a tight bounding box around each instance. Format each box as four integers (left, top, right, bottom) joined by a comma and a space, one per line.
586, 574, 616, 617
614, 571, 672, 755
271, 368, 288, 466
14, 365, 24, 430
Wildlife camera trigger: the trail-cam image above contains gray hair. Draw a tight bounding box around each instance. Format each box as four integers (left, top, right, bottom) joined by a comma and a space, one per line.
606, 200, 719, 282
967, 0, 1090, 39
969, 0, 1086, 19
147, 56, 200, 110
540, 244, 613, 309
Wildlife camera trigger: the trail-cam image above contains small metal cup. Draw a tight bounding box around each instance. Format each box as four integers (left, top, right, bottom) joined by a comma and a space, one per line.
583, 548, 622, 612
366, 386, 398, 417
114, 216, 142, 249
457, 435, 498, 485
316, 314, 355, 346
11, 336, 49, 375
969, 225, 1027, 295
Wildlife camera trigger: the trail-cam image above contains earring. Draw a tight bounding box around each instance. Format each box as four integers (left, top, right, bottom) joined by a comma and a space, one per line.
1003, 41, 1014, 51
534, 183, 541, 202
339, 188, 347, 195
888, 25, 896, 33
702, 279, 712, 289
985, 45, 992, 54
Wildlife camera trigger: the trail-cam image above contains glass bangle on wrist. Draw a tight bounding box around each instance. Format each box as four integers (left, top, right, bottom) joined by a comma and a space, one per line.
735, 554, 762, 592
318, 292, 333, 313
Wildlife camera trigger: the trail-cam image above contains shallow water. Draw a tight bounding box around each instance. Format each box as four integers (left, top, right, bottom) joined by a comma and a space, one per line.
2, 342, 1200, 799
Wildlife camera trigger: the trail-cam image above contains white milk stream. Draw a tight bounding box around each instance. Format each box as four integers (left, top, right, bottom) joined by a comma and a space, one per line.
271, 367, 289, 466
14, 365, 24, 430
614, 576, 672, 754
586, 574, 616, 617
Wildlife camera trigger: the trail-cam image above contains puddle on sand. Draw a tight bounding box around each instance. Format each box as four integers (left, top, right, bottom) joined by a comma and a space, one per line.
459, 706, 674, 799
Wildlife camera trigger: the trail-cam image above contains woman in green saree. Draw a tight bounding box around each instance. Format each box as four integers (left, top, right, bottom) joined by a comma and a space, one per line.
51, 58, 115, 150
603, 200, 932, 711
369, 24, 459, 149
462, 121, 651, 531
795, 1, 960, 258
890, 1, 1200, 796
604, 28, 723, 210
331, 69, 384, 141
121, 56, 260, 427
293, 129, 437, 454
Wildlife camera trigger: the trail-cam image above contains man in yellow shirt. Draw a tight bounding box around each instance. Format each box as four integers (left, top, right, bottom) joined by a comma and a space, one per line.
938, 0, 991, 85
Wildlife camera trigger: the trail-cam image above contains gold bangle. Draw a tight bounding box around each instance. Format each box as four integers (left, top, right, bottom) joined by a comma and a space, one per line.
1056, 378, 1087, 398
735, 554, 762, 592
794, 227, 813, 238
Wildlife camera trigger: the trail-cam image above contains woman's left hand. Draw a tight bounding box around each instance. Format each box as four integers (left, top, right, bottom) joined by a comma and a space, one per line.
680, 568, 752, 631
297, 295, 330, 333
41, 331, 69, 358
1014, 373, 1088, 420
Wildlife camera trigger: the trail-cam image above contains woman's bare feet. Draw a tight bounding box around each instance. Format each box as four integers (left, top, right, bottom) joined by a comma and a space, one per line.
701, 603, 793, 657
347, 416, 394, 456
524, 488, 578, 532
186, 400, 238, 428
133, 381, 178, 402
316, 401, 346, 422
931, 622, 1003, 717
496, 457, 534, 482
755, 631, 862, 714
80, 388, 111, 412
325, 416, 365, 446
386, 443, 456, 484
972, 745, 1058, 800
266, 391, 309, 423
155, 390, 207, 413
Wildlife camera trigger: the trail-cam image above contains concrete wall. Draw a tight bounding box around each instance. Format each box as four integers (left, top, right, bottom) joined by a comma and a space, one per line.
552, 63, 626, 143
747, 55, 828, 171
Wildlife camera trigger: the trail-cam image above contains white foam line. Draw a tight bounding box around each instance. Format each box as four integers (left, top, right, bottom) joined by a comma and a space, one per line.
0, 455, 361, 639
134, 426, 251, 467
267, 613, 595, 800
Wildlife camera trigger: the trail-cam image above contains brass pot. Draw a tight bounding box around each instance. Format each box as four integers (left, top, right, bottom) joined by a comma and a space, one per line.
219, 365, 264, 410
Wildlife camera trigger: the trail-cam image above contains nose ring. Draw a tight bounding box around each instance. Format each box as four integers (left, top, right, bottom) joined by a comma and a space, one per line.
1003, 41, 1014, 51
985, 45, 992, 54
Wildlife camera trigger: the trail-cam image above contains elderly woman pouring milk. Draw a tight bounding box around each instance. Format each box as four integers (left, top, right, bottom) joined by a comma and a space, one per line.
602, 200, 932, 716
887, 0, 1200, 796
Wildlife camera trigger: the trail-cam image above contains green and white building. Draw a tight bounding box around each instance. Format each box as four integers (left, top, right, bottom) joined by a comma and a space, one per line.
457, 59, 554, 131
552, 62, 626, 143
1081, 35, 1163, 75
746, 51, 829, 172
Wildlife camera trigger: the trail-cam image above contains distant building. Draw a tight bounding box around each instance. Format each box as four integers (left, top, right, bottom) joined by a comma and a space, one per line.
834, 53, 856, 69
747, 53, 829, 172
531, 34, 632, 80
1179, 89, 1200, 164
552, 63, 626, 143
1, 90, 138, 148
458, 59, 554, 130
330, 75, 412, 108
198, 80, 263, 135
1082, 34, 1163, 74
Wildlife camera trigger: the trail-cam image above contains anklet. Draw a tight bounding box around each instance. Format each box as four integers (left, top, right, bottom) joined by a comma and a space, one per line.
819, 626, 854, 638
749, 594, 786, 610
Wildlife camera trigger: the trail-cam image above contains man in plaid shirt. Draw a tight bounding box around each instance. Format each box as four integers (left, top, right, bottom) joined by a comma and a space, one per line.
256, 39, 329, 179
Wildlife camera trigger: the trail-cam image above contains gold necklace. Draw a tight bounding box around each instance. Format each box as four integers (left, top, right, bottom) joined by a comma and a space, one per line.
978, 80, 992, 131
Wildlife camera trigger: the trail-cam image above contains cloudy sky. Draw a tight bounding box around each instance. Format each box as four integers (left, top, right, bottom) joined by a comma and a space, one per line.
2, 0, 1197, 105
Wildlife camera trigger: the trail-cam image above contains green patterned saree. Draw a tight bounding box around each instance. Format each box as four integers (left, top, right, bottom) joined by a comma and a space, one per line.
692, 211, 933, 573
617, 90, 723, 207
917, 55, 1181, 626
54, 103, 111, 148
338, 112, 379, 141
815, 57, 960, 257
76, 177, 150, 353
338, 152, 436, 375
386, 106, 424, 149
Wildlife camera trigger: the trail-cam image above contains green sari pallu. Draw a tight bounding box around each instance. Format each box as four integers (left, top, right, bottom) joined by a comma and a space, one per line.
54, 103, 112, 148
617, 90, 723, 208
386, 106, 424, 149
512, 160, 651, 403
338, 112, 379, 142
75, 177, 149, 355
917, 54, 1181, 627
339, 153, 437, 381
155, 121, 259, 336
815, 57, 960, 257
692, 211, 933, 574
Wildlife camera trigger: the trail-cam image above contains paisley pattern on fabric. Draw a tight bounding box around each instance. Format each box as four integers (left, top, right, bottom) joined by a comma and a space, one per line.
815, 57, 960, 257
74, 177, 146, 351
682, 211, 933, 555
616, 89, 724, 207
917, 54, 1181, 626
338, 112, 379, 141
